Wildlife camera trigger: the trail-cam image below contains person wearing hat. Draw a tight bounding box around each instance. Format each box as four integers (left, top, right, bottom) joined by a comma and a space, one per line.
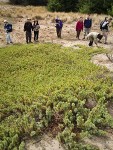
24, 18, 33, 43
4, 20, 13, 44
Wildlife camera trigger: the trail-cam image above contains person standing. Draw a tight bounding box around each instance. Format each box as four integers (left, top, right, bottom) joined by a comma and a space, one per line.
55, 18, 63, 38
101, 18, 112, 44
83, 15, 92, 39
33, 20, 40, 42
86, 32, 103, 47
76, 17, 83, 40
24, 18, 33, 43
4, 20, 13, 44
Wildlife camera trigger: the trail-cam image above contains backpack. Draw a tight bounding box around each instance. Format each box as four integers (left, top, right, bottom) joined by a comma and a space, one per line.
59, 20, 63, 28
8, 24, 12, 32
100, 21, 104, 30
100, 20, 108, 30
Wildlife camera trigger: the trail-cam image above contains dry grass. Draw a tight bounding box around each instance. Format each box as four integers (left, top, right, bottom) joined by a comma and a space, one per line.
0, 4, 111, 24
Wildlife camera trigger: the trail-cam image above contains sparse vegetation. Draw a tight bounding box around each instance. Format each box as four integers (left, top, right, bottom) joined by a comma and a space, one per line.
0, 43, 113, 150
106, 53, 113, 63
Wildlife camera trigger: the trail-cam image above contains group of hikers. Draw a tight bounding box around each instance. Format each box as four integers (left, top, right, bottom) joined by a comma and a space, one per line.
75, 15, 112, 46
3, 14, 112, 47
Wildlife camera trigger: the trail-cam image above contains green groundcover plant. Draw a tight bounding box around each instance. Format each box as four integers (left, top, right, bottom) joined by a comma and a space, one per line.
0, 43, 113, 150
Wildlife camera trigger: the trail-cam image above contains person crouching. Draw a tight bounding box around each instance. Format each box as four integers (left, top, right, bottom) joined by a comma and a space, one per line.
86, 32, 103, 47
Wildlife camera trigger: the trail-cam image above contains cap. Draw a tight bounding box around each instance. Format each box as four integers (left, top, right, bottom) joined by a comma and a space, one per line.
4, 20, 8, 23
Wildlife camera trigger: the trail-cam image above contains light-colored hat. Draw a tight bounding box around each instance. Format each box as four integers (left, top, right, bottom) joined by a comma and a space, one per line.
27, 18, 31, 20
4, 20, 8, 23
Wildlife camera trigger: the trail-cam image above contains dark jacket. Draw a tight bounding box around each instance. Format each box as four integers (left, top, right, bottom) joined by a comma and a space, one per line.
101, 21, 109, 31
84, 18, 92, 28
55, 19, 63, 29
24, 21, 33, 32
4, 23, 12, 33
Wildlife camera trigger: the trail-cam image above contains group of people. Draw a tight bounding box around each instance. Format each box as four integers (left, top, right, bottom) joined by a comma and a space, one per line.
24, 18, 40, 43
74, 15, 112, 47
3, 15, 112, 47
4, 18, 40, 44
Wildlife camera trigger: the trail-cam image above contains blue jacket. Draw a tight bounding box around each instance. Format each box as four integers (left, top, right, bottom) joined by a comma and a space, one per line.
55, 19, 63, 29
84, 18, 92, 28
4, 23, 12, 32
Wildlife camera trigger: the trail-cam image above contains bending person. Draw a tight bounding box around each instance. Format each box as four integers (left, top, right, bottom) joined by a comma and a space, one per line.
86, 32, 103, 47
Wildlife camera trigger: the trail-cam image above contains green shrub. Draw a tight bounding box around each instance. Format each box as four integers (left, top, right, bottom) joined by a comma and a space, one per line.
79, 3, 91, 14
0, 44, 113, 149
108, 5, 113, 16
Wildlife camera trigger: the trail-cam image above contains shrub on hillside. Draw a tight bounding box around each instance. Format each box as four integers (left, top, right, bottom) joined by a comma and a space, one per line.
47, 0, 61, 12
47, 0, 78, 12
79, 3, 90, 14
9, 0, 48, 5
108, 6, 113, 17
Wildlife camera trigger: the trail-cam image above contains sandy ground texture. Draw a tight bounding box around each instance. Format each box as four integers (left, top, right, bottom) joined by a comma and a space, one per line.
26, 134, 65, 150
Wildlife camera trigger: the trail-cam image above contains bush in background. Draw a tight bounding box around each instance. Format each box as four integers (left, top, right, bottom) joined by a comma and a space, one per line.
9, 0, 48, 5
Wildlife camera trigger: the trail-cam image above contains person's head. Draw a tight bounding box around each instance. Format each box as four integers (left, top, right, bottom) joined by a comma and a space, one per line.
104, 17, 108, 21
87, 14, 90, 19
34, 20, 39, 25
4, 20, 8, 24
108, 17, 112, 23
79, 17, 83, 21
97, 34, 103, 40
27, 18, 31, 22
55, 18, 59, 23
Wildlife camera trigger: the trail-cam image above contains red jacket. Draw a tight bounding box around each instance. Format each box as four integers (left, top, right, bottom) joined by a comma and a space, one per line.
76, 21, 83, 31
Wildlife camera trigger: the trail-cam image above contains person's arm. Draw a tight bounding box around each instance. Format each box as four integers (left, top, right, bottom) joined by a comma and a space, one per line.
94, 36, 98, 47
38, 25, 40, 29
90, 19, 92, 27
76, 21, 78, 31
4, 25, 6, 30
30, 23, 33, 31
4, 25, 9, 32
24, 23, 26, 31
84, 19, 86, 27
81, 22, 83, 31
86, 34, 89, 40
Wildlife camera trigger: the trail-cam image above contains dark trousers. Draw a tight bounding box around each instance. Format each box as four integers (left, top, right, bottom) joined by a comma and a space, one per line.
56, 28, 62, 38
26, 31, 32, 43
34, 31, 39, 41
76, 30, 81, 39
